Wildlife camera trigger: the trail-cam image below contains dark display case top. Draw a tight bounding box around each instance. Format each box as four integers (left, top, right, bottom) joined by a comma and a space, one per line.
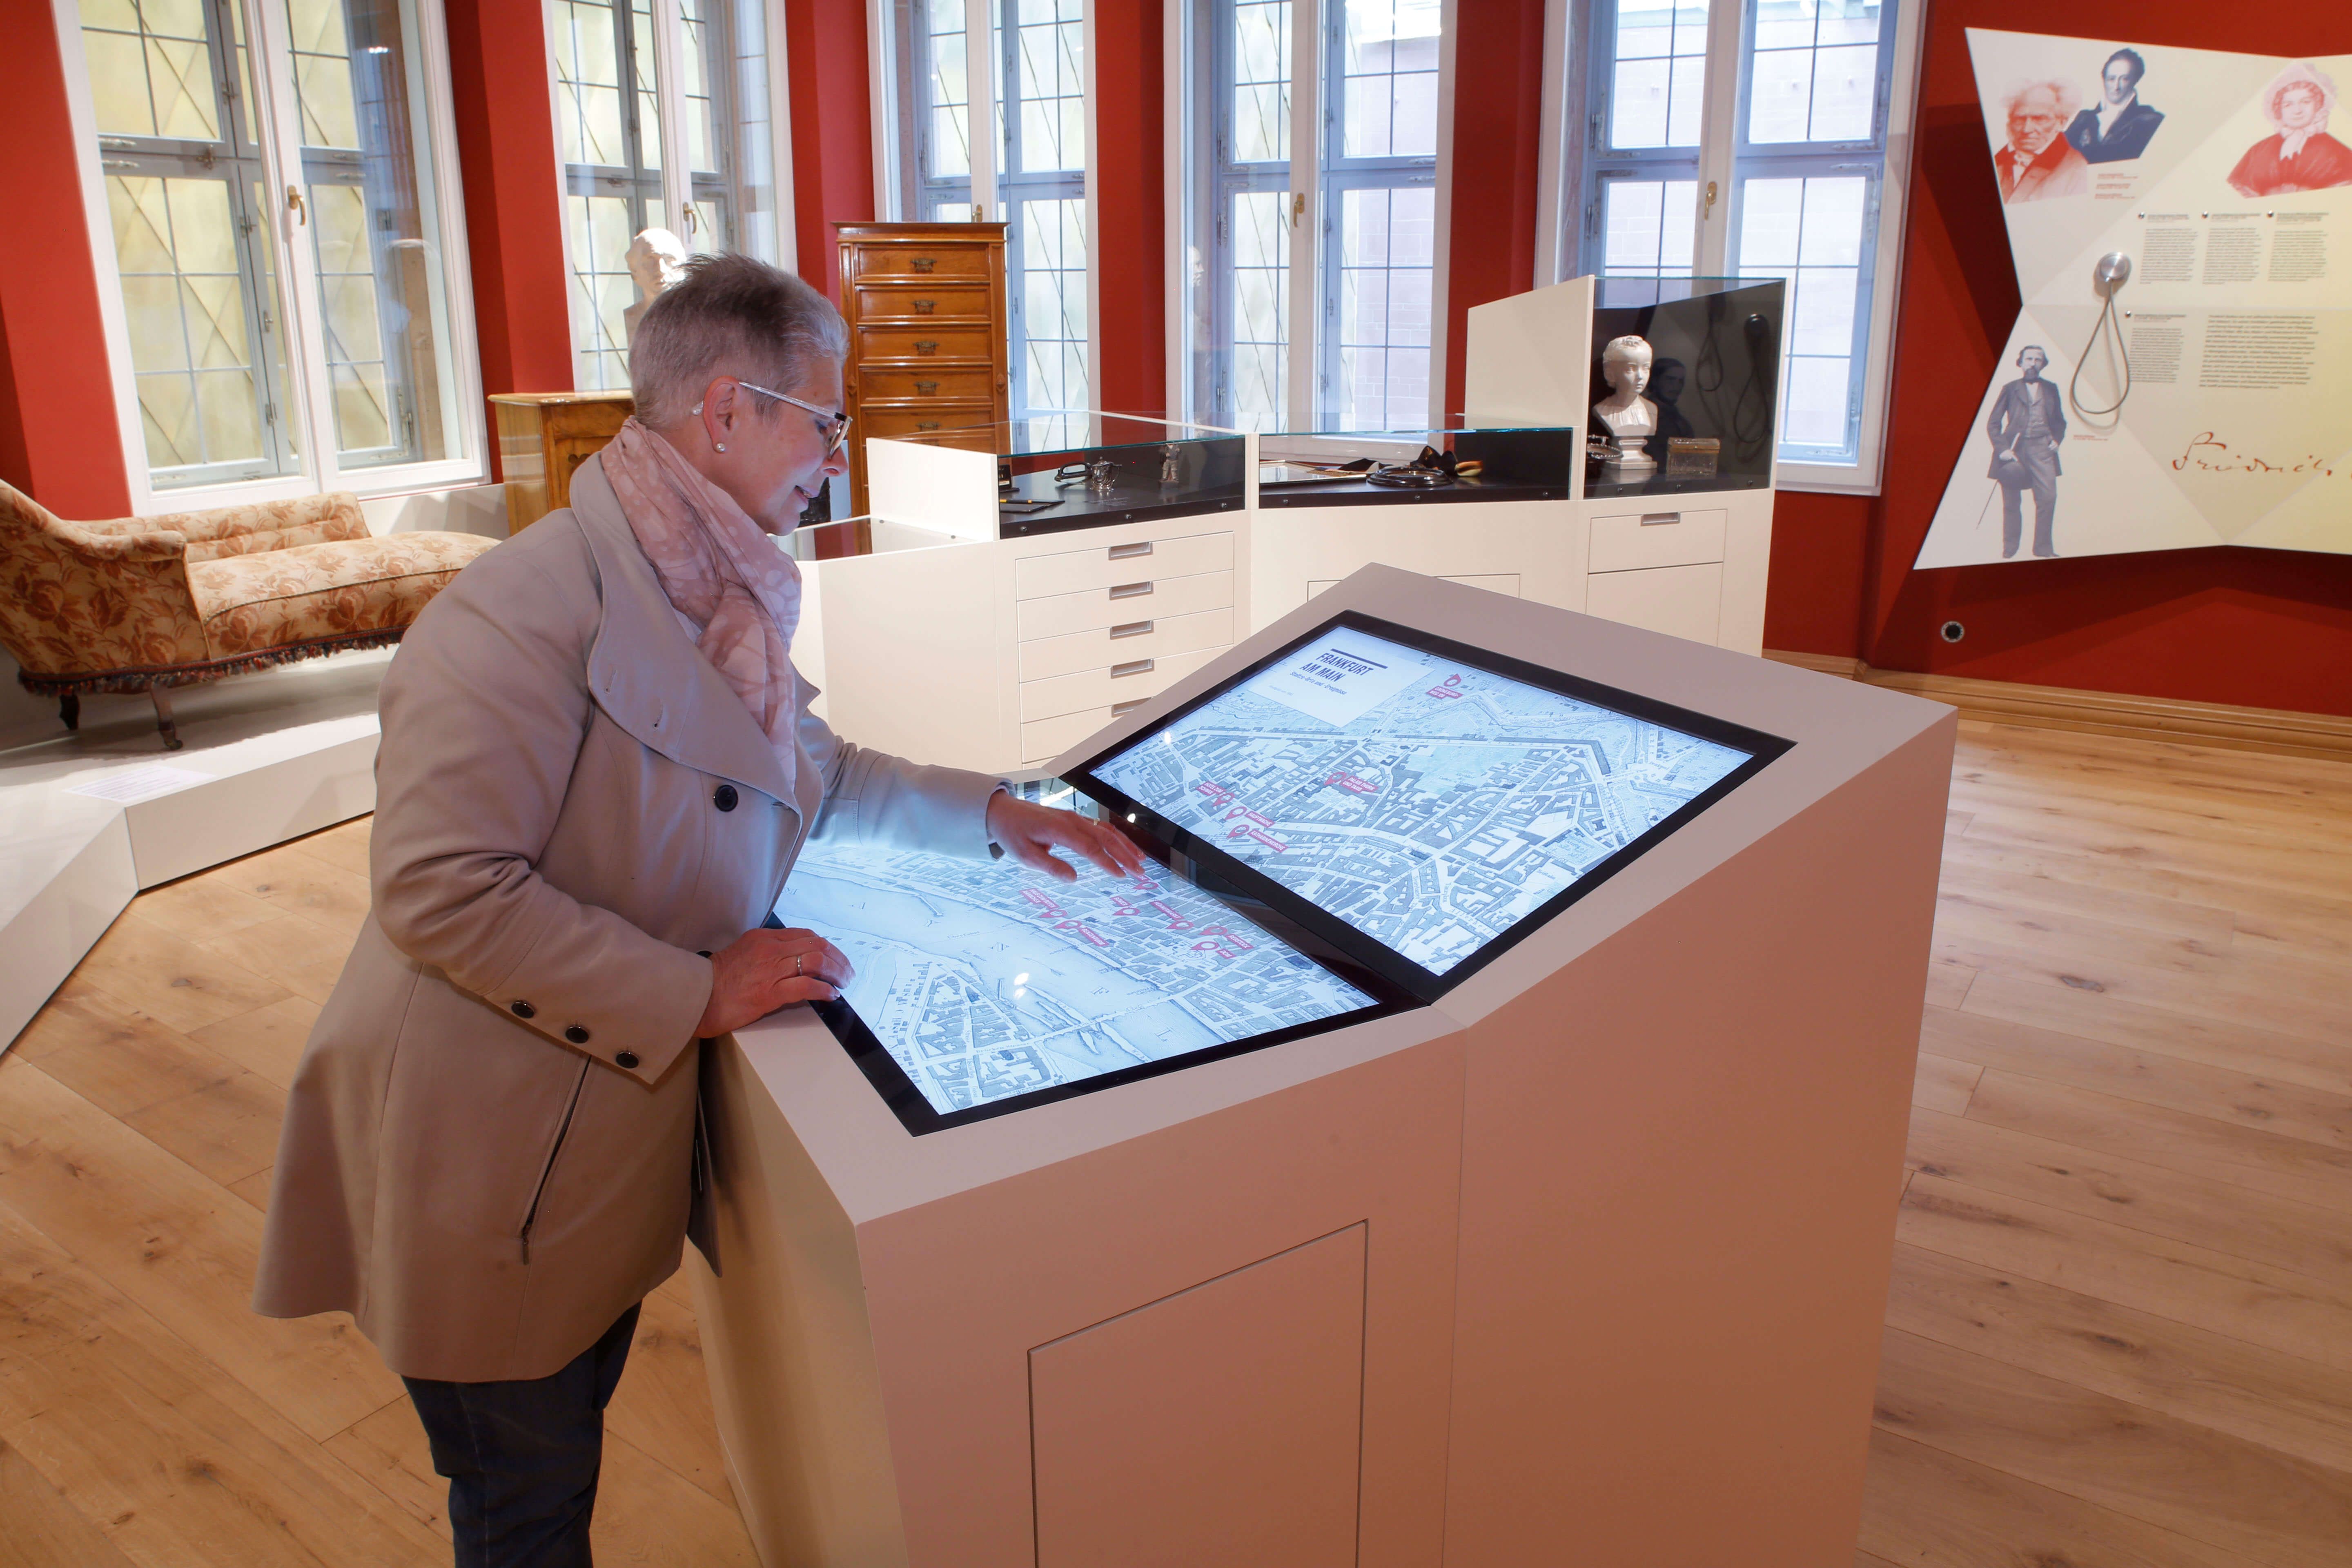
1256, 426, 1577, 509
1586, 276, 1785, 501
888, 412, 1247, 537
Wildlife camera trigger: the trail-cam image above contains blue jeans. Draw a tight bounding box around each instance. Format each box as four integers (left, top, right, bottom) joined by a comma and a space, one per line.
403, 1304, 641, 1567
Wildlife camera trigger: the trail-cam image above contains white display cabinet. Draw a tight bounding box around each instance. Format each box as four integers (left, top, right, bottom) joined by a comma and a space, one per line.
790, 415, 1250, 774
1464, 275, 1784, 656
1245, 427, 1583, 630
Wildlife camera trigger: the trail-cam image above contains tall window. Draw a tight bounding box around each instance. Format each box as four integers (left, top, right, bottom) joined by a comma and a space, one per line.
551, 0, 783, 390
1183, 0, 1441, 432
893, 0, 1091, 429
75, 0, 474, 499
1572, 0, 1914, 480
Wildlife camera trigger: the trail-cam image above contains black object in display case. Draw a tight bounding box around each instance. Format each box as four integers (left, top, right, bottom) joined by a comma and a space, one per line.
1256, 426, 1578, 508
1587, 276, 1785, 501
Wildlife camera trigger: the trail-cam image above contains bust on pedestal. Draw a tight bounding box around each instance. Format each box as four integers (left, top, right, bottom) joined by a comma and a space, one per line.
1591, 335, 1659, 479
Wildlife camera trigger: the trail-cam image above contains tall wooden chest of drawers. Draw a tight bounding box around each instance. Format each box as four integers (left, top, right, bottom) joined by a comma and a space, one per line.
835, 221, 1009, 516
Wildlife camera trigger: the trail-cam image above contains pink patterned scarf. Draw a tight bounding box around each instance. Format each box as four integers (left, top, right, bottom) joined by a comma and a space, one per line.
599, 418, 803, 785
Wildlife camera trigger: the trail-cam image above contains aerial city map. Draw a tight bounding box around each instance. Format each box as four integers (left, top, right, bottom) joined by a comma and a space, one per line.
774, 842, 1377, 1116
1091, 628, 1755, 976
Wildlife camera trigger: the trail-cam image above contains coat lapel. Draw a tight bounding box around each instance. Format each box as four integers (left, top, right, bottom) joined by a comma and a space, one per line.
569, 455, 800, 812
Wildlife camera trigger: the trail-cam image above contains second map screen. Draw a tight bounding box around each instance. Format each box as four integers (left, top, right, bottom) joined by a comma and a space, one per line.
1089, 626, 1756, 977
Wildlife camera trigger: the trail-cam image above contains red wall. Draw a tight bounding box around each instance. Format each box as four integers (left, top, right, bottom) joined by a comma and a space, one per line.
1786, 1, 2352, 717
443, 0, 576, 434
0, 0, 134, 518
1094, 3, 1168, 417
1441, 0, 1549, 422
786, 0, 879, 303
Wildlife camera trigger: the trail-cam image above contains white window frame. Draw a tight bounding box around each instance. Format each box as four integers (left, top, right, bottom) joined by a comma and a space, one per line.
57, 0, 489, 517
1543, 0, 1922, 494
546, 0, 800, 393
872, 0, 1101, 423
1169, 0, 1457, 431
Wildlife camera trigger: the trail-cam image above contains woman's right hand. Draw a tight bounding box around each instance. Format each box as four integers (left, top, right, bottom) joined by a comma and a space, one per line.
697, 926, 853, 1038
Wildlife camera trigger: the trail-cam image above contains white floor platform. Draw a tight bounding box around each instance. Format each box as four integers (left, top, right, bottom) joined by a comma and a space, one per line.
0, 649, 391, 1051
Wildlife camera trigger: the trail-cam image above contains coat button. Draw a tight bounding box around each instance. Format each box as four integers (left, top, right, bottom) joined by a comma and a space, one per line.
564, 1025, 591, 1044
511, 1000, 536, 1019
714, 784, 739, 812
615, 1050, 641, 1070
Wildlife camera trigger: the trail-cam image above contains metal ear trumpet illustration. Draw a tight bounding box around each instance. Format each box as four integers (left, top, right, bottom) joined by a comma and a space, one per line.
2071, 252, 2133, 418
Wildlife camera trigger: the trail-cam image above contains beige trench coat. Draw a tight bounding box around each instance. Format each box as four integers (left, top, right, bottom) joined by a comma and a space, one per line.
253, 454, 1002, 1383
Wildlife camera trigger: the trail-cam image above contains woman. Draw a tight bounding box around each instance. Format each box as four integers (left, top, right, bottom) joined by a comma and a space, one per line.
2227, 63, 2352, 198
254, 254, 1141, 1566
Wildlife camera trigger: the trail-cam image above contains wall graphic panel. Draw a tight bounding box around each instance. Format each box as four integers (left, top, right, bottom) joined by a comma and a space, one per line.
1915, 31, 2352, 568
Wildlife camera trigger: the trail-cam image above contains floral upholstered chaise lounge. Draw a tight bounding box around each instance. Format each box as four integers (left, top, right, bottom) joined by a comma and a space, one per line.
0, 480, 496, 748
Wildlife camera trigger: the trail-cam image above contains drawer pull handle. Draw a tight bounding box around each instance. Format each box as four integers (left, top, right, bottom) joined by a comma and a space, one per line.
914, 379, 939, 395
1112, 699, 1148, 717
916, 421, 940, 431
1640, 511, 1682, 526
1108, 541, 1154, 560
915, 340, 938, 355
1108, 581, 1154, 600
911, 257, 936, 272
1110, 619, 1154, 639
913, 298, 937, 314
1111, 658, 1156, 679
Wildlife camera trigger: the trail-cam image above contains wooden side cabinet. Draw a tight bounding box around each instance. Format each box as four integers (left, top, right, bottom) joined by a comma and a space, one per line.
835, 222, 1009, 516
489, 392, 635, 532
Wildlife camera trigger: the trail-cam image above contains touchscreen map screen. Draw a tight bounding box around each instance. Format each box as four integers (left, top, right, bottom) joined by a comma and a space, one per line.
1087, 625, 1758, 978
775, 841, 1382, 1124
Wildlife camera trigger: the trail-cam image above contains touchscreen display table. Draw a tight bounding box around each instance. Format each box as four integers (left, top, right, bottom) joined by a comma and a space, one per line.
1079, 617, 1788, 993
775, 844, 1385, 1131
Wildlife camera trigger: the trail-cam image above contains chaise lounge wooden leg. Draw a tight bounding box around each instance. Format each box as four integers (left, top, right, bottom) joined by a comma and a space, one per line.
149, 685, 183, 751
59, 693, 79, 731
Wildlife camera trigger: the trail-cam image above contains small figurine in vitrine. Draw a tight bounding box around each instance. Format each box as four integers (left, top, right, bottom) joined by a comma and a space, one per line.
1160, 443, 1181, 486
1087, 457, 1118, 495
1592, 335, 1659, 477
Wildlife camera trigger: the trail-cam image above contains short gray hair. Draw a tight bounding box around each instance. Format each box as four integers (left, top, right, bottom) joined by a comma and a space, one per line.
629, 253, 849, 428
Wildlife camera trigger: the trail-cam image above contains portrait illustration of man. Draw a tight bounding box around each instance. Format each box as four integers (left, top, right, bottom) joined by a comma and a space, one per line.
2227, 62, 2352, 198
1994, 81, 2091, 203
1986, 346, 2067, 560
2066, 48, 2163, 163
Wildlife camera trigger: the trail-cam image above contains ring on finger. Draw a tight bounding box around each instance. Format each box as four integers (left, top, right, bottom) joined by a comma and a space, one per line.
795, 953, 804, 978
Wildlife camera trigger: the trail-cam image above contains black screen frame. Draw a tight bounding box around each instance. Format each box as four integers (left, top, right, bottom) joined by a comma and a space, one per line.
1064, 609, 1795, 1004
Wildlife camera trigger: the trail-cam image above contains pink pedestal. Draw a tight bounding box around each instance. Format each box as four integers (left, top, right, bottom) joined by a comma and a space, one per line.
697, 564, 1954, 1567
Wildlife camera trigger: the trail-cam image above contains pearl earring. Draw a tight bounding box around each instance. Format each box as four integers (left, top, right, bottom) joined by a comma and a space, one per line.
714, 442, 727, 452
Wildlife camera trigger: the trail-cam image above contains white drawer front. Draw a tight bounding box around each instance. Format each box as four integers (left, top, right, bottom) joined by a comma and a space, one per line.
1583, 562, 1724, 646
1588, 507, 1727, 574
1019, 608, 1234, 683
1022, 706, 1117, 766
1014, 531, 1235, 601
1018, 644, 1223, 724
1015, 569, 1234, 641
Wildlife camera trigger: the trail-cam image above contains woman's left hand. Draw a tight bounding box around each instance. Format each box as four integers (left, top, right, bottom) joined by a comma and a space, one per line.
986, 792, 1151, 883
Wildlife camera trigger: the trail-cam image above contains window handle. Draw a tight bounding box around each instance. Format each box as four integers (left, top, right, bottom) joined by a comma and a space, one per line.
1703, 180, 1718, 219
287, 185, 306, 226
1290, 192, 1306, 228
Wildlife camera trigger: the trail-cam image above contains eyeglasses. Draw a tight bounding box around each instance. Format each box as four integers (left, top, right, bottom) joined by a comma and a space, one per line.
692, 377, 852, 457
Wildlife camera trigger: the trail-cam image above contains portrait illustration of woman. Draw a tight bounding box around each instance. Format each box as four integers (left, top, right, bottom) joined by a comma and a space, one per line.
2227, 62, 2352, 198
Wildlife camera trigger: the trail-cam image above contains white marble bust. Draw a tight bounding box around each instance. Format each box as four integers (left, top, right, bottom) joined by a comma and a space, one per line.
1593, 336, 1660, 472
622, 228, 690, 344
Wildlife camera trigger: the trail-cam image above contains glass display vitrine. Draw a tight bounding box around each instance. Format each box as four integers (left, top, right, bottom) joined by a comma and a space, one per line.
1586, 276, 1785, 501
775, 607, 1791, 1133
875, 413, 1247, 539
1255, 426, 1578, 509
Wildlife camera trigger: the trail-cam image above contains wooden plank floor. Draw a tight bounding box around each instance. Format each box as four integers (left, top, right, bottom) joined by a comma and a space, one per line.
3, 720, 2347, 1566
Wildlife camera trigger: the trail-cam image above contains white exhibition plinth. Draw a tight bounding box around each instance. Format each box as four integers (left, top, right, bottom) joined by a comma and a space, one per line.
693, 564, 1956, 1568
